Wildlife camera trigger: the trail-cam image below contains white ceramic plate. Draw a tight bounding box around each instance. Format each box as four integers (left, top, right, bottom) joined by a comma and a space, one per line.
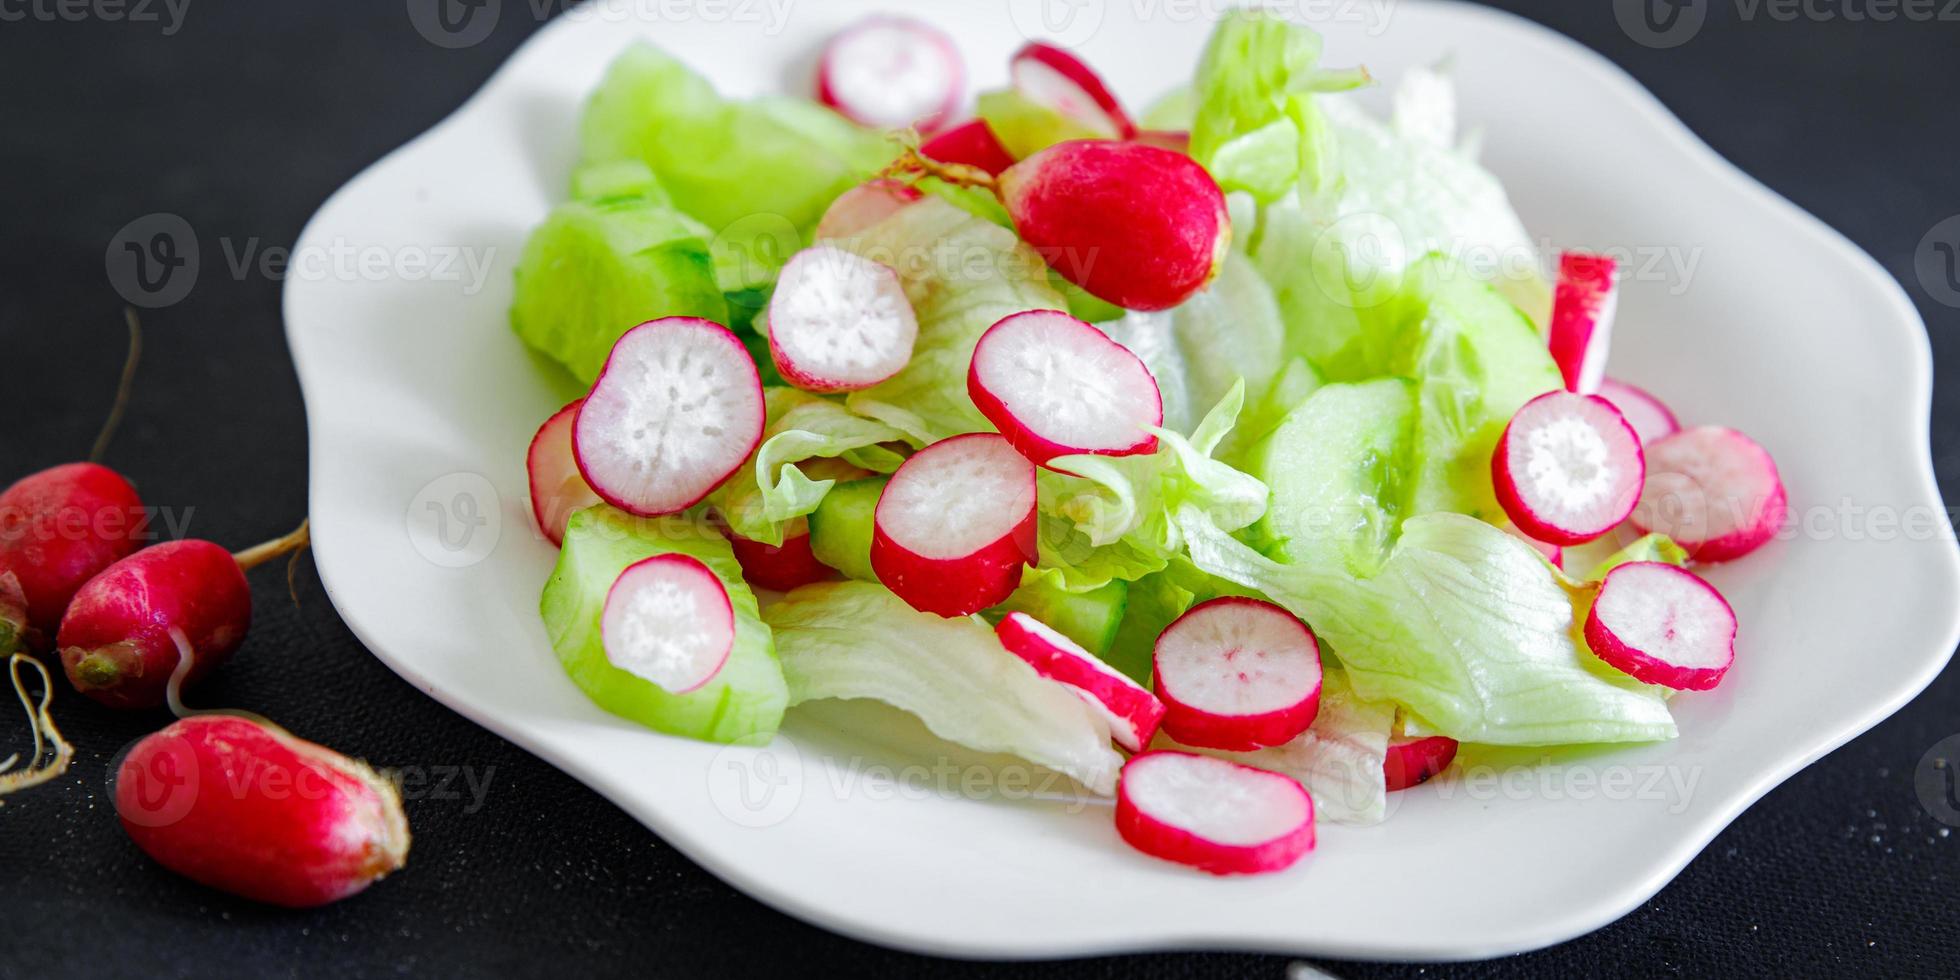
285, 0, 1960, 961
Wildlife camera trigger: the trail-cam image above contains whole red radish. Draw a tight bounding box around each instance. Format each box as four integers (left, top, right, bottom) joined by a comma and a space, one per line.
58, 523, 308, 710
0, 462, 146, 637
115, 714, 409, 908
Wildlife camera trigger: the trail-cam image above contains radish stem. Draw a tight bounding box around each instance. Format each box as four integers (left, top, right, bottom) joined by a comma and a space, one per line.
233, 519, 311, 572
880, 147, 997, 192
89, 307, 144, 465
0, 653, 73, 799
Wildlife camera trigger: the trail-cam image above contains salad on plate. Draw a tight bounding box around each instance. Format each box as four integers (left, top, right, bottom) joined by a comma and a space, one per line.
510, 10, 1786, 876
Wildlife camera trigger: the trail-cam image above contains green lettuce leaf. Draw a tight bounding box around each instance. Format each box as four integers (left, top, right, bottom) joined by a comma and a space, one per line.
1189, 9, 1367, 202
708, 388, 907, 546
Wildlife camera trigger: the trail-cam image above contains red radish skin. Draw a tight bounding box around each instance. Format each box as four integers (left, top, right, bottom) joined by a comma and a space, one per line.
1596, 378, 1681, 446
995, 611, 1165, 752
999, 140, 1229, 311
1011, 42, 1136, 139
967, 310, 1162, 467
115, 715, 409, 908
1152, 597, 1322, 751
723, 522, 831, 593
1546, 252, 1618, 395
527, 399, 602, 547
765, 246, 919, 394
1492, 390, 1645, 546
1630, 426, 1786, 562
1584, 561, 1738, 690
1383, 735, 1459, 792
921, 119, 1017, 176
817, 15, 962, 133
1114, 751, 1315, 876
573, 317, 766, 518
0, 462, 146, 636
58, 540, 252, 710
871, 433, 1037, 617
601, 554, 736, 695
815, 179, 924, 241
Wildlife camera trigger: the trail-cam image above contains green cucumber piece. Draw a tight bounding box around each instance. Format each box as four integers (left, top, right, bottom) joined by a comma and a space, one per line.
987, 576, 1128, 657
806, 476, 887, 583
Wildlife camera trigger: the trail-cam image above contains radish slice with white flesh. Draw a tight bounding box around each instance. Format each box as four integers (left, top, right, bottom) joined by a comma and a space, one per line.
574, 317, 766, 517
817, 16, 962, 133
527, 399, 603, 547
871, 433, 1037, 617
814, 179, 923, 242
1584, 561, 1737, 690
967, 310, 1163, 467
1597, 377, 1681, 445
921, 119, 1017, 176
1383, 735, 1459, 792
1630, 426, 1787, 562
1115, 751, 1315, 876
1547, 252, 1618, 395
1152, 597, 1323, 751
1491, 390, 1645, 546
1010, 42, 1135, 139
601, 554, 735, 694
996, 611, 1165, 752
766, 245, 919, 394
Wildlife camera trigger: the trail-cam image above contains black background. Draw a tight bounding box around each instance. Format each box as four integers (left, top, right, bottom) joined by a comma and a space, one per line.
3, 1, 1958, 977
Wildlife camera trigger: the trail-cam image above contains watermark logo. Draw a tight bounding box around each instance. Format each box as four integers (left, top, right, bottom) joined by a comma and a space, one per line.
1914, 214, 1960, 309
1915, 735, 1960, 826
707, 738, 805, 828
106, 213, 199, 309
1615, 0, 1709, 48
406, 0, 501, 48
408, 472, 502, 568
107, 733, 200, 828
1008, 0, 1105, 45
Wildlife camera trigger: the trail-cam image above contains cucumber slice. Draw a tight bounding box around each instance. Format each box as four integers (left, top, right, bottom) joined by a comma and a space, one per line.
542, 506, 787, 745
806, 476, 887, 583
987, 574, 1128, 657
1250, 379, 1418, 578
570, 158, 670, 204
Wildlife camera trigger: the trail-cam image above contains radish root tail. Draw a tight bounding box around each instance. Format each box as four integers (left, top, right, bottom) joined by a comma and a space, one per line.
233, 519, 311, 573
878, 147, 997, 192
0, 654, 74, 800
89, 307, 144, 465
163, 627, 279, 730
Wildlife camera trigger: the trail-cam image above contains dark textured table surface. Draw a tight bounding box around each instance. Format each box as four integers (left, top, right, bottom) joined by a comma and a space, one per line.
3, 1, 1957, 977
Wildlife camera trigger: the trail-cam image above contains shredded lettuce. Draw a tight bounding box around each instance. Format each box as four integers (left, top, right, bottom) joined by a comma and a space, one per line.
1189, 9, 1368, 202
707, 389, 907, 546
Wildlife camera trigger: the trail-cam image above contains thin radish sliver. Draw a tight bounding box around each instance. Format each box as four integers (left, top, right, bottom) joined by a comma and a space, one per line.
968, 310, 1162, 467
814, 180, 923, 242
601, 554, 735, 694
1011, 42, 1134, 138
1547, 252, 1617, 394
871, 433, 1037, 617
1584, 561, 1737, 690
767, 246, 918, 393
1115, 751, 1315, 876
527, 399, 602, 547
1491, 390, 1644, 546
817, 16, 962, 132
1630, 426, 1786, 562
996, 612, 1165, 752
1153, 597, 1322, 751
1383, 735, 1459, 792
1597, 378, 1681, 446
921, 119, 1016, 176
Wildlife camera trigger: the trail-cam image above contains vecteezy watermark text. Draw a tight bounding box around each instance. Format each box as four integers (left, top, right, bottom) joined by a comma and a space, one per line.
0, 0, 189, 34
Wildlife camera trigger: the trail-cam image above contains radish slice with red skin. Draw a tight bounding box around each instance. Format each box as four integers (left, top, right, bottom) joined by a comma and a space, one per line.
527, 399, 602, 547
967, 310, 1162, 467
921, 119, 1017, 176
1115, 751, 1315, 875
815, 180, 924, 242
766, 246, 919, 394
817, 16, 962, 133
1383, 735, 1459, 792
1011, 42, 1136, 139
1584, 561, 1737, 690
601, 554, 735, 694
1152, 597, 1323, 751
871, 433, 1036, 618
723, 521, 831, 593
1491, 390, 1645, 546
1547, 252, 1617, 394
1630, 426, 1787, 562
573, 317, 765, 518
1597, 377, 1681, 446
996, 611, 1165, 752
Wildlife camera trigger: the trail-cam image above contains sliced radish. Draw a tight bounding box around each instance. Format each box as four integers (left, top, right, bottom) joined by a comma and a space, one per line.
967, 310, 1162, 467
573, 318, 765, 517
601, 554, 735, 694
1383, 735, 1459, 792
723, 519, 830, 593
1152, 597, 1322, 751
921, 119, 1017, 176
1630, 426, 1786, 562
765, 245, 919, 394
527, 399, 603, 547
996, 611, 1165, 752
871, 433, 1037, 617
1547, 252, 1618, 395
1115, 751, 1314, 876
1584, 561, 1737, 690
1502, 522, 1565, 570
815, 179, 924, 241
1010, 42, 1135, 139
1597, 377, 1681, 445
1491, 390, 1645, 546
816, 15, 963, 133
